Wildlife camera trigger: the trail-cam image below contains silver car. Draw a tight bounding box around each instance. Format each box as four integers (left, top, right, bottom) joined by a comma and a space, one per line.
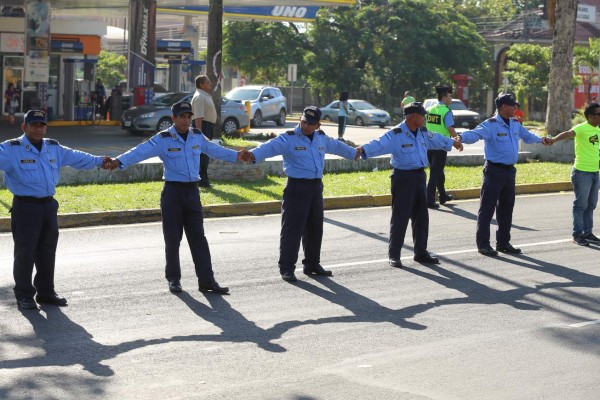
320, 99, 391, 128
121, 92, 249, 135
225, 85, 287, 127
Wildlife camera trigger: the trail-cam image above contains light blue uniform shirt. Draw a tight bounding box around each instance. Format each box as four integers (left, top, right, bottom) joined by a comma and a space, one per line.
251, 126, 356, 179
0, 134, 103, 197
460, 113, 542, 165
361, 122, 454, 170
117, 126, 238, 181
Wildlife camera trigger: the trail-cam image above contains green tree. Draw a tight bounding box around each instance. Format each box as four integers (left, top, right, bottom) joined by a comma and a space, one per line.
96, 50, 127, 89
223, 21, 306, 85
503, 44, 551, 115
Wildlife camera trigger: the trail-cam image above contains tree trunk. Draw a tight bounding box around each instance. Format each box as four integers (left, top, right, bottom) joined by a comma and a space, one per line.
207, 0, 223, 138
545, 0, 579, 135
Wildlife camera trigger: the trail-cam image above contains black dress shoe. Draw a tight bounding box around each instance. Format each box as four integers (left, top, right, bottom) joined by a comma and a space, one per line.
281, 271, 297, 282
18, 297, 38, 309
496, 243, 522, 254
440, 194, 454, 205
478, 245, 499, 256
198, 281, 229, 294
427, 203, 440, 210
35, 294, 68, 306
413, 253, 440, 264
168, 280, 182, 293
303, 264, 333, 276
389, 258, 403, 268
198, 180, 212, 188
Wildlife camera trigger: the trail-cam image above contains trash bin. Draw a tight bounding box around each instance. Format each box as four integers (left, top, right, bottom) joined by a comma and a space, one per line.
110, 95, 124, 121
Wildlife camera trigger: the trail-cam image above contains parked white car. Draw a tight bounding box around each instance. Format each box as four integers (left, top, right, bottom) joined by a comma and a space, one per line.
225, 85, 287, 127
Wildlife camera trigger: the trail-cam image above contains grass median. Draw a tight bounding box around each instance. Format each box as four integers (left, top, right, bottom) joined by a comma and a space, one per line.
0, 161, 572, 217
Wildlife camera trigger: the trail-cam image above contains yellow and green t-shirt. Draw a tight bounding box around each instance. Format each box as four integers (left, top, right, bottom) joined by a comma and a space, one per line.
572, 121, 600, 172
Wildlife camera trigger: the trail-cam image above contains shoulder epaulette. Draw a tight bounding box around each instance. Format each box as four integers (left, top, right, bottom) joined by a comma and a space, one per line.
160, 130, 171, 138
46, 139, 59, 145
192, 128, 202, 134
286, 130, 295, 135
9, 139, 21, 146
317, 129, 326, 135
392, 127, 403, 134
487, 117, 497, 122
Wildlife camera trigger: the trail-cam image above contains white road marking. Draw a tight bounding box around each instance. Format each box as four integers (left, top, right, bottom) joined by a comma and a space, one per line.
568, 320, 600, 328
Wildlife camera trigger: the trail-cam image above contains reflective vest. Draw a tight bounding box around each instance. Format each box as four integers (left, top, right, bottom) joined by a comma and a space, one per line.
426, 103, 451, 137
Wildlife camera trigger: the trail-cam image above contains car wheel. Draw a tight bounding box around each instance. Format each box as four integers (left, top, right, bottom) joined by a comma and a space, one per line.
323, 115, 332, 121
378, 124, 386, 128
222, 117, 239, 135
275, 109, 286, 126
251, 110, 262, 127
355, 116, 365, 126
156, 117, 172, 132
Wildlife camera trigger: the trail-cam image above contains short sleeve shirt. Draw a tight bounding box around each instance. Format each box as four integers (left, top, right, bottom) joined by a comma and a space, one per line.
572, 121, 600, 172
191, 89, 217, 124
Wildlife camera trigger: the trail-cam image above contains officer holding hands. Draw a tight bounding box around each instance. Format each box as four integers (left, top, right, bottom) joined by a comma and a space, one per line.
0, 110, 111, 309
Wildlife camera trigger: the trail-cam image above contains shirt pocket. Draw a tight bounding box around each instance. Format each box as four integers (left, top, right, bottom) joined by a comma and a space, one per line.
18, 161, 40, 183
191, 147, 202, 170
48, 160, 60, 185
165, 150, 186, 170
495, 133, 510, 142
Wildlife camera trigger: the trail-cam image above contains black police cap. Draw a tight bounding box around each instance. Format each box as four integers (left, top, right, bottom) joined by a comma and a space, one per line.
24, 109, 47, 124
301, 106, 321, 124
403, 102, 427, 115
495, 93, 517, 107
435, 85, 453, 95
171, 101, 194, 116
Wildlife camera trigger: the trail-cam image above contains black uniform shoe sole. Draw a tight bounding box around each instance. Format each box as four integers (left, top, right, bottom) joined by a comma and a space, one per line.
440, 195, 454, 205
303, 270, 333, 276
389, 259, 403, 268
281, 275, 298, 283
18, 298, 38, 309
169, 285, 182, 293
35, 295, 68, 306
496, 246, 522, 254
413, 256, 440, 264
427, 203, 440, 209
478, 248, 499, 256
198, 285, 229, 294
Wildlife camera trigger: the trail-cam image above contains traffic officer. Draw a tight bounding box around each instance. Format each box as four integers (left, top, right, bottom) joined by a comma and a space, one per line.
108, 101, 246, 294
457, 93, 551, 256
357, 102, 463, 268
245, 106, 359, 283
0, 110, 110, 309
426, 84, 458, 209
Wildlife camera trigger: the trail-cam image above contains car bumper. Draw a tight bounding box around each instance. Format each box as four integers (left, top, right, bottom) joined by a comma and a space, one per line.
121, 116, 159, 131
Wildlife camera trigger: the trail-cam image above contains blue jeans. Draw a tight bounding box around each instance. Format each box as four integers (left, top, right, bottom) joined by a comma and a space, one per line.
571, 168, 600, 237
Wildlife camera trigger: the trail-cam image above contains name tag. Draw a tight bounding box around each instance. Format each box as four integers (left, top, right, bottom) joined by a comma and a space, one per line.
295, 146, 306, 150
402, 144, 413, 148
168, 147, 182, 152
20, 159, 36, 164
497, 133, 508, 137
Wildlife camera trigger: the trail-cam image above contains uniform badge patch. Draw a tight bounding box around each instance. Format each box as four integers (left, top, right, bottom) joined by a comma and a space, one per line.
295, 146, 307, 150
20, 159, 36, 163
168, 147, 182, 152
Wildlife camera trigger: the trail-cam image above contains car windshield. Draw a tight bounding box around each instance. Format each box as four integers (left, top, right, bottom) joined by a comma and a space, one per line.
150, 93, 187, 106
226, 88, 261, 101
450, 100, 468, 111
351, 100, 377, 110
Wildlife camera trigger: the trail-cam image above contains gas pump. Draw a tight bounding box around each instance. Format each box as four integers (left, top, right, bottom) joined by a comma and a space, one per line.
75, 79, 93, 120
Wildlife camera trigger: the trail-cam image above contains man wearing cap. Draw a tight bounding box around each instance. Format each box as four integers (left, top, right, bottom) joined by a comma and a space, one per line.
357, 102, 463, 268
0, 110, 111, 309
457, 93, 552, 256
191, 75, 217, 188
243, 106, 359, 283
549, 102, 600, 247
426, 85, 458, 209
106, 101, 247, 294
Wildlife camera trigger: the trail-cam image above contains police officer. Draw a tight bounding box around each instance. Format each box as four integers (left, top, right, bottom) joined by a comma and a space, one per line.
426, 85, 458, 209
357, 102, 463, 268
245, 106, 358, 283
109, 101, 246, 294
457, 93, 551, 256
0, 110, 110, 309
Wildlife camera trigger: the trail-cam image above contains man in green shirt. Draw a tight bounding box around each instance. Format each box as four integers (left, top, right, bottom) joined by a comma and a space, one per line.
551, 102, 600, 246
400, 91, 415, 119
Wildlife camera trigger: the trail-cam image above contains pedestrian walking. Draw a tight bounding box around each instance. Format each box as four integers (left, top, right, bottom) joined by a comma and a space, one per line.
426, 84, 458, 209
191, 75, 218, 188
0, 110, 111, 309
338, 91, 350, 140
107, 101, 247, 294
457, 93, 552, 256
4, 82, 19, 126
549, 102, 600, 246
244, 106, 359, 283
357, 102, 463, 268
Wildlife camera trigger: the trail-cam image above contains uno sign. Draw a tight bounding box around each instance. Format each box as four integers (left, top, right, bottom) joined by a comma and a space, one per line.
271, 6, 308, 18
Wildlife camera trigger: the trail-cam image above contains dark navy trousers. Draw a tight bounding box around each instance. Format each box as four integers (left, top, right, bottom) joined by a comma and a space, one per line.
161, 182, 215, 285
199, 120, 215, 183
389, 168, 429, 259
278, 178, 324, 274
426, 149, 449, 204
477, 161, 516, 248
11, 196, 59, 300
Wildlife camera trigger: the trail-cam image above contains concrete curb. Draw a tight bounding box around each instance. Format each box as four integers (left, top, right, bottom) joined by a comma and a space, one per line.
0, 182, 573, 232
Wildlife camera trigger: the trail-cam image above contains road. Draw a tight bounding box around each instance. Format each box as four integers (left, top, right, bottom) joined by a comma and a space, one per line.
0, 193, 598, 399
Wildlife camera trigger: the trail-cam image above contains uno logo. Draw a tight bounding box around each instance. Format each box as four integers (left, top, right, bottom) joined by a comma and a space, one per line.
271, 6, 308, 18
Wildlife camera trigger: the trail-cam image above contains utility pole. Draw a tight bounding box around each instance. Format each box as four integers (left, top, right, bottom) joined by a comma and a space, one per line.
207, 0, 223, 139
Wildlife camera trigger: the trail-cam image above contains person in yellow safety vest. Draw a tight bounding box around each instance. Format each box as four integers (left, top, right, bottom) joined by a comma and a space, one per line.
425, 84, 458, 209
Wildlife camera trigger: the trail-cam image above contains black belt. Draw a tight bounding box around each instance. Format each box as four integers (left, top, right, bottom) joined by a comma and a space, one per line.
164, 181, 198, 188
288, 177, 322, 182
487, 161, 514, 169
394, 167, 425, 173
14, 195, 54, 203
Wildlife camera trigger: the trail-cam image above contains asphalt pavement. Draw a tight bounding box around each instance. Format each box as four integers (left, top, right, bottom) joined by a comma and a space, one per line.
0, 193, 598, 399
